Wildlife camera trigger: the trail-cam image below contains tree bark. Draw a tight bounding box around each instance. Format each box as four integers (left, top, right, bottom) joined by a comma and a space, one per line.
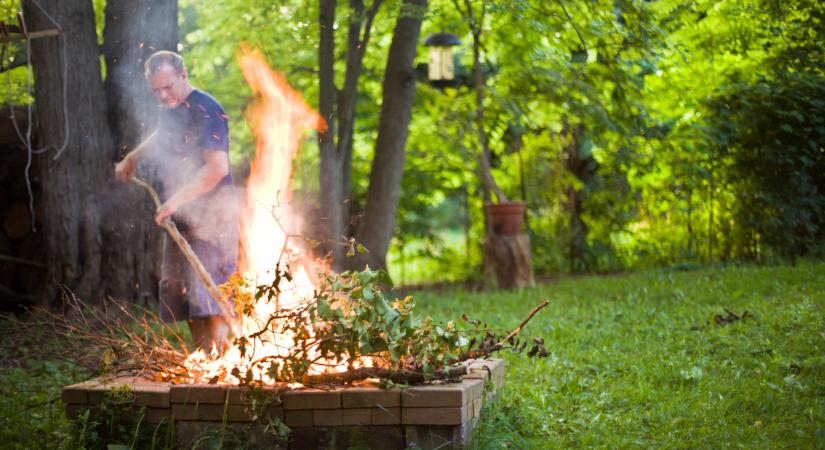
346, 0, 427, 271
103, 0, 178, 154
317, 0, 383, 269
460, 0, 502, 205
317, 0, 343, 266
100, 0, 178, 303
23, 0, 114, 303
339, 0, 383, 220
561, 120, 596, 272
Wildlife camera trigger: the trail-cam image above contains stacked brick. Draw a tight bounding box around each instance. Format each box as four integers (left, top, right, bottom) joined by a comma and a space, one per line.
62, 358, 505, 449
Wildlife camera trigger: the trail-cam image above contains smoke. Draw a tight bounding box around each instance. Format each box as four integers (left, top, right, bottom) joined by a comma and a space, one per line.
102, 0, 180, 158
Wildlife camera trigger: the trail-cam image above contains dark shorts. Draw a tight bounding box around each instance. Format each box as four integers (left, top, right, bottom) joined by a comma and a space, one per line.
158, 227, 238, 323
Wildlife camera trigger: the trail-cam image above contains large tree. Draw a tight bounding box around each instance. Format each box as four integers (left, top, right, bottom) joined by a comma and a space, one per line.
23, 0, 115, 303
317, 0, 384, 268
100, 0, 178, 303
22, 0, 177, 304
345, 0, 428, 271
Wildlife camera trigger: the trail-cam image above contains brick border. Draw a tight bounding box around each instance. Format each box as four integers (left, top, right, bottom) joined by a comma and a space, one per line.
62, 359, 504, 448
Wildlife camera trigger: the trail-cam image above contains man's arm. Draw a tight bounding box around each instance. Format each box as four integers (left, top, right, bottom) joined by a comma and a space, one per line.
154, 149, 229, 225
114, 130, 158, 182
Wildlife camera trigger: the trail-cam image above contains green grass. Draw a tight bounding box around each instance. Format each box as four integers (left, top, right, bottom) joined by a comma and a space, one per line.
412, 262, 825, 448
1, 262, 823, 448
0, 335, 87, 449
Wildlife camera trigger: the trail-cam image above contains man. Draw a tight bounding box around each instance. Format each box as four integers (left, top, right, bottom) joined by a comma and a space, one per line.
115, 50, 237, 353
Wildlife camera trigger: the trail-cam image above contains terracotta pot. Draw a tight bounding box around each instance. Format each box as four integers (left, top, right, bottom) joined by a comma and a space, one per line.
484, 202, 527, 235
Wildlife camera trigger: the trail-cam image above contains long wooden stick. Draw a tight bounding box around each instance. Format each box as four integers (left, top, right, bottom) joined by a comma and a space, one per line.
131, 177, 239, 337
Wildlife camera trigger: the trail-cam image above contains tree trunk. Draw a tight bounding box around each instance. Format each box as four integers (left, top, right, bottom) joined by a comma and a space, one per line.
23, 0, 114, 303
561, 121, 595, 272
346, 0, 427, 271
317, 0, 343, 266
317, 0, 383, 269
463, 0, 502, 205
339, 0, 383, 223
103, 0, 178, 154
100, 0, 178, 303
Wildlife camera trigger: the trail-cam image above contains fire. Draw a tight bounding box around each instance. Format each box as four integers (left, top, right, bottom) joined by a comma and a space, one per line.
182, 47, 340, 385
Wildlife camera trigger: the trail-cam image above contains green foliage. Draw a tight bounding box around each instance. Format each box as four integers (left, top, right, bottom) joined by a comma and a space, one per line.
70, 388, 176, 450
705, 70, 825, 258
1, 2, 33, 106
315, 269, 469, 375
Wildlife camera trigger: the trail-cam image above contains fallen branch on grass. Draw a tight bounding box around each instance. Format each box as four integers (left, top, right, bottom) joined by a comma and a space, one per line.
714, 308, 752, 325
454, 299, 551, 362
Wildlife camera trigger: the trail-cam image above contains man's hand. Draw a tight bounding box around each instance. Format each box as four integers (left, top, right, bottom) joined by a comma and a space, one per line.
155, 201, 177, 225
114, 155, 136, 183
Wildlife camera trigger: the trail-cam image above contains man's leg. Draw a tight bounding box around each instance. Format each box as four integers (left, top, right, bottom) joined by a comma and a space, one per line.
188, 315, 230, 353
185, 235, 236, 353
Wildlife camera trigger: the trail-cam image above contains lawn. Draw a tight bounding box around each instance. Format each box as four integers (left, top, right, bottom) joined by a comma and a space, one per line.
0, 262, 823, 448
412, 262, 825, 448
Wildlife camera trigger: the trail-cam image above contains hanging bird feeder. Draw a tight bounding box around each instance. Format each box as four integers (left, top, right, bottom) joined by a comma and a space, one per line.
423, 32, 461, 88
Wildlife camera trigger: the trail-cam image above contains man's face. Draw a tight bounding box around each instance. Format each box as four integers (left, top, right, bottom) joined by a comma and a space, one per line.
148, 63, 188, 109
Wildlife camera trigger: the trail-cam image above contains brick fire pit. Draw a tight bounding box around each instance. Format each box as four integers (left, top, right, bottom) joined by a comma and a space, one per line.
62, 359, 504, 449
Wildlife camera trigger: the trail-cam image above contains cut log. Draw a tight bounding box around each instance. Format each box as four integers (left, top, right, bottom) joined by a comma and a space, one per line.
483, 233, 534, 289
3, 202, 33, 239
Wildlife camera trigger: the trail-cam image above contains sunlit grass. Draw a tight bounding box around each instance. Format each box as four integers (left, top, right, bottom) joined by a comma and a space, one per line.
414, 261, 825, 448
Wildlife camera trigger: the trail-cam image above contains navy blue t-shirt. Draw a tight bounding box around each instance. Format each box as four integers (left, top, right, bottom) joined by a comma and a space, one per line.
156, 89, 233, 201
154, 89, 235, 235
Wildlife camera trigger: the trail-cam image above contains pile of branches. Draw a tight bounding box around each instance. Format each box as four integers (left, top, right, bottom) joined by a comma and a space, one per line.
1, 290, 189, 379
3, 268, 550, 387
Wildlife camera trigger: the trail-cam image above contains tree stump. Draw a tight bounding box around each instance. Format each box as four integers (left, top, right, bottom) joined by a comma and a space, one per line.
483, 233, 534, 289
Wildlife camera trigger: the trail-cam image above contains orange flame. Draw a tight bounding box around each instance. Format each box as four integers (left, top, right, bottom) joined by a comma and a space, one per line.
183, 47, 331, 384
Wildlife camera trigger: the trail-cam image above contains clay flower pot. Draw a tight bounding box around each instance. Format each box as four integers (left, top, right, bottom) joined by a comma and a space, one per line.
484, 202, 527, 235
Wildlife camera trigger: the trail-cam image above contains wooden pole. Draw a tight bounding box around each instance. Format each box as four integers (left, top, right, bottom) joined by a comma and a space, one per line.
0, 28, 60, 44
131, 177, 239, 337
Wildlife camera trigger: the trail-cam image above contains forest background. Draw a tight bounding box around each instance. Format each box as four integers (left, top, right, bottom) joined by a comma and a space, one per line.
1, 0, 823, 297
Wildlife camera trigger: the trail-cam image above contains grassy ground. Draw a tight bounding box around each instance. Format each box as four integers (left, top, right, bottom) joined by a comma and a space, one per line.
1, 262, 823, 448
412, 262, 825, 449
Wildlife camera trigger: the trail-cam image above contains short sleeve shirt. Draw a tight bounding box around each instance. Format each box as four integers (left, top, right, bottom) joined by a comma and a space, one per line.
156, 89, 233, 202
